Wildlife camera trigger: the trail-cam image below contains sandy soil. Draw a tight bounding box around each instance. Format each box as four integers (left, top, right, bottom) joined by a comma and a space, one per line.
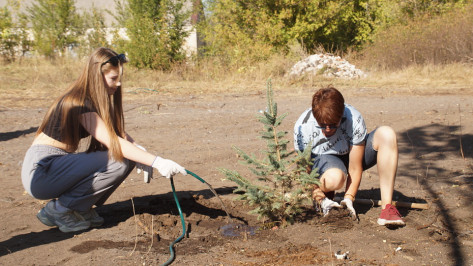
1, 87, 473, 265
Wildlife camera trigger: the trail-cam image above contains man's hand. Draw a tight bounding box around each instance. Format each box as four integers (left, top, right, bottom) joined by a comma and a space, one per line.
152, 156, 187, 178
135, 144, 153, 183
321, 197, 341, 216
341, 198, 357, 220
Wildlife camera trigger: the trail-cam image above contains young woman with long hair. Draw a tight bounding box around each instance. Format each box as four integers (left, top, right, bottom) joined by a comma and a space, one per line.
21, 47, 186, 233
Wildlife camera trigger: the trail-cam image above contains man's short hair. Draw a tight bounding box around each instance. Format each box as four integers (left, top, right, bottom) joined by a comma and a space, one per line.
312, 86, 345, 124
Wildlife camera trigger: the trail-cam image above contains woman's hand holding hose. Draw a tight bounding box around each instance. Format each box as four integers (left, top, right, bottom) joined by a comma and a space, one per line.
152, 156, 187, 179
135, 144, 186, 181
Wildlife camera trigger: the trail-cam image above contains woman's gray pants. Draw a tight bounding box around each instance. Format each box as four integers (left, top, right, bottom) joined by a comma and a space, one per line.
21, 145, 135, 212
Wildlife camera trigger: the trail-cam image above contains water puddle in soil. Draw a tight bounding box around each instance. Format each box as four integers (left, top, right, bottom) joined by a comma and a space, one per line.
187, 170, 257, 237
203, 181, 257, 237
220, 223, 257, 237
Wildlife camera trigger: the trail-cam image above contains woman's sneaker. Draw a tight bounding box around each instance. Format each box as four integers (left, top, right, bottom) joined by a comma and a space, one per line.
77, 208, 104, 227
37, 200, 91, 233
377, 204, 405, 226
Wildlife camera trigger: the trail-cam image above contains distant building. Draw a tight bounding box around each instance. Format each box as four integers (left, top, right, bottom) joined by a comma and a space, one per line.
183, 0, 204, 56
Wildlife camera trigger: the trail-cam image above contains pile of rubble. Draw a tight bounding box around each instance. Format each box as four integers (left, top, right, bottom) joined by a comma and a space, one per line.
288, 54, 366, 79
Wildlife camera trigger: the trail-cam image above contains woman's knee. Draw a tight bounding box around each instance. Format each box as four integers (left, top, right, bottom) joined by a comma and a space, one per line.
320, 168, 346, 191
109, 159, 135, 177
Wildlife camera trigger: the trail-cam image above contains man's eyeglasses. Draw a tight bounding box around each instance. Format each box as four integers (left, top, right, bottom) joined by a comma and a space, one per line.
315, 123, 340, 130
101, 54, 128, 67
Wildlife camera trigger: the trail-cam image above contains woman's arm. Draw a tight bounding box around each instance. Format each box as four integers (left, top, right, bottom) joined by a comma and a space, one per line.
125, 132, 135, 143
345, 144, 365, 199
80, 112, 155, 166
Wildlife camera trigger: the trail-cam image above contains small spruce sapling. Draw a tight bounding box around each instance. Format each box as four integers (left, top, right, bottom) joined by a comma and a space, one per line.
220, 80, 319, 225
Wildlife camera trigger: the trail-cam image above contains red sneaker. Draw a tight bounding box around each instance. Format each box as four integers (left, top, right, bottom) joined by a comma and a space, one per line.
377, 204, 405, 226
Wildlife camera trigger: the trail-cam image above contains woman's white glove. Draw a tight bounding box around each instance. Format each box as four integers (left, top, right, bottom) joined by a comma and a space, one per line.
152, 156, 187, 178
321, 197, 341, 216
341, 198, 357, 220
135, 144, 153, 183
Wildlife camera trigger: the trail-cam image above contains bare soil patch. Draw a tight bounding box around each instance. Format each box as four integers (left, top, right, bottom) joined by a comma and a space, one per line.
1, 88, 473, 265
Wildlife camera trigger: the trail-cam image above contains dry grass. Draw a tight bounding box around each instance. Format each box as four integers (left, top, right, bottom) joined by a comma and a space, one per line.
342, 63, 473, 95
0, 57, 79, 108
361, 3, 473, 70
1, 55, 472, 109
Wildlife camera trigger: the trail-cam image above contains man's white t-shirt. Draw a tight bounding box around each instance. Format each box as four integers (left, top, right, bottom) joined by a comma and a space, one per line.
294, 104, 367, 155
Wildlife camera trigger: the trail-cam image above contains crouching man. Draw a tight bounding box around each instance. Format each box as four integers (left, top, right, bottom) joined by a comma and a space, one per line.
294, 86, 405, 226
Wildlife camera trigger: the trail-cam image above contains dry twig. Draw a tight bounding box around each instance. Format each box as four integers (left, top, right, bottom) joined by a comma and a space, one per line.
129, 197, 138, 256
145, 216, 154, 255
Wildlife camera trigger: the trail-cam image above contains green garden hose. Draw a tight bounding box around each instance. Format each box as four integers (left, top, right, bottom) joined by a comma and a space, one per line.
161, 170, 206, 266
185, 169, 206, 184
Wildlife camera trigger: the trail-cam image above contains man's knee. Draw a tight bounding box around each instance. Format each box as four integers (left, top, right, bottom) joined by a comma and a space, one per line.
375, 126, 397, 148
320, 168, 346, 191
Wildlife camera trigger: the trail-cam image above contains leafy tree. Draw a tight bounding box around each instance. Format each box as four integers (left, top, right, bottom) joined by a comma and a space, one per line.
305, 0, 394, 50
79, 5, 109, 56
199, 0, 286, 67
0, 6, 16, 61
220, 80, 319, 225
14, 11, 32, 58
199, 0, 398, 65
0, 1, 31, 62
27, 0, 84, 57
112, 0, 190, 70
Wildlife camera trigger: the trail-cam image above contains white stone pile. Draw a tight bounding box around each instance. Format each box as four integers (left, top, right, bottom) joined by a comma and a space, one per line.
288, 53, 366, 79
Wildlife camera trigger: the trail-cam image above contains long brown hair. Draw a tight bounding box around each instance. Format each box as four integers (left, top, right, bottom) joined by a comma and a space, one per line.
37, 47, 126, 161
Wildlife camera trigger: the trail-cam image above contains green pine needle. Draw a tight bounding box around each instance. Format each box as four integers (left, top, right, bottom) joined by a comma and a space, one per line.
219, 79, 319, 226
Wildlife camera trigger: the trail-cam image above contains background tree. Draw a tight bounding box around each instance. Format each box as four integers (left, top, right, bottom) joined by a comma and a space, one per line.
0, 1, 31, 62
27, 0, 84, 57
199, 0, 471, 66
199, 0, 399, 66
112, 0, 190, 70
198, 0, 287, 67
0, 6, 17, 61
79, 5, 109, 56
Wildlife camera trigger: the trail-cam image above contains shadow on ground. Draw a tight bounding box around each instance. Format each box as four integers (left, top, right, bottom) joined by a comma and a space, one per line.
398, 123, 473, 266
0, 186, 237, 257
0, 127, 38, 142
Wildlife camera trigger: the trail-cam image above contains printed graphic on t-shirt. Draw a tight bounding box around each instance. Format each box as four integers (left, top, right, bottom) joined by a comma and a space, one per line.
293, 104, 367, 155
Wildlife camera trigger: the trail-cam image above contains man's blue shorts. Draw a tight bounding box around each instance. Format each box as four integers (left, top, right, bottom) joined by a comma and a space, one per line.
312, 128, 378, 177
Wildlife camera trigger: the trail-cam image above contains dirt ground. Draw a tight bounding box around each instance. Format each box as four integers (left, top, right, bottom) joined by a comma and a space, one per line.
1, 86, 473, 265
